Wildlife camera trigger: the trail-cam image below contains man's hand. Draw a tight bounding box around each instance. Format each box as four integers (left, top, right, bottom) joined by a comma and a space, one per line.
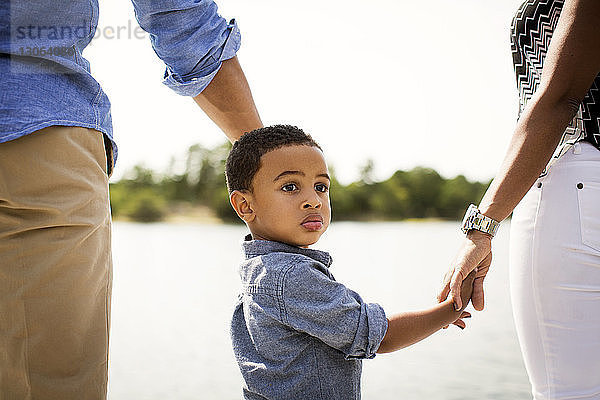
438, 230, 492, 312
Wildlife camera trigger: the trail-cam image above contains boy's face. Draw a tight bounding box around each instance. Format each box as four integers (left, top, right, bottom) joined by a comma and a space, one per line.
238, 145, 331, 247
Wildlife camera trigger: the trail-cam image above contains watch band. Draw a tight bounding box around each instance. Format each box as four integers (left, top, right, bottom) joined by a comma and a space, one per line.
461, 204, 500, 237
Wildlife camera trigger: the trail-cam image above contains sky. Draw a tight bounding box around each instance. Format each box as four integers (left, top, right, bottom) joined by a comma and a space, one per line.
85, 0, 525, 184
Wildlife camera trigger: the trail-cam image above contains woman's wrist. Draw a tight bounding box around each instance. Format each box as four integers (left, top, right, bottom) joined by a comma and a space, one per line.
466, 229, 493, 242
477, 204, 506, 224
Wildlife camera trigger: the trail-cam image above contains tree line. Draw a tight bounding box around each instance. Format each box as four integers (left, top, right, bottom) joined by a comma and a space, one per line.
109, 142, 490, 223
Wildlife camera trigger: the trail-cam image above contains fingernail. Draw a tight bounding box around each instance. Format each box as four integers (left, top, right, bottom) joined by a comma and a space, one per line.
454, 302, 461, 311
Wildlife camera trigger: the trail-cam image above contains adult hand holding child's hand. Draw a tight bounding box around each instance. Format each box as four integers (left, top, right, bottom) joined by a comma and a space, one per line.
438, 230, 492, 328
449, 270, 477, 329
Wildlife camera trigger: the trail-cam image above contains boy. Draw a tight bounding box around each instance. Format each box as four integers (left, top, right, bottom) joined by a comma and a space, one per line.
226, 125, 473, 400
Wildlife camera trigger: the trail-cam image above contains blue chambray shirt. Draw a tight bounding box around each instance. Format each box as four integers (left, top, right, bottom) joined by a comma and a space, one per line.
231, 238, 388, 400
0, 0, 240, 175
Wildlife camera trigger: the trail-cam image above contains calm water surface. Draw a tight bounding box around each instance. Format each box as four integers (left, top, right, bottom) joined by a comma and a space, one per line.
107, 221, 531, 399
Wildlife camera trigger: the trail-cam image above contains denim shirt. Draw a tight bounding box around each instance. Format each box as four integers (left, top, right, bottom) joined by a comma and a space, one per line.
0, 0, 240, 175
231, 238, 388, 400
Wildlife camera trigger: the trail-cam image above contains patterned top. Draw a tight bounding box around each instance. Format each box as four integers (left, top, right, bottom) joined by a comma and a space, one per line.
511, 0, 600, 175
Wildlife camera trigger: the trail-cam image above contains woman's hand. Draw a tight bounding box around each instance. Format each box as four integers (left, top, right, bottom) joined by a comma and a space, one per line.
438, 230, 492, 312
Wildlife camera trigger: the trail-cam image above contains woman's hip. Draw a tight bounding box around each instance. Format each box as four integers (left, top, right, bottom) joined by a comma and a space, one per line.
509, 142, 600, 399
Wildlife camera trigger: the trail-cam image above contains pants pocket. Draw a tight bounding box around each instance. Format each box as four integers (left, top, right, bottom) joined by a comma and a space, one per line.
577, 181, 600, 252
101, 133, 114, 178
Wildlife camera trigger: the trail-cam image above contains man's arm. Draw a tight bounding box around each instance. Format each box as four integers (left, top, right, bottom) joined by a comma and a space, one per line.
377, 272, 474, 354
130, 0, 263, 139
193, 56, 262, 142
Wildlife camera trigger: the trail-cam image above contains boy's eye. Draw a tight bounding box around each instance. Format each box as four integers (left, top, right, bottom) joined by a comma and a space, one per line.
281, 183, 298, 192
315, 183, 329, 193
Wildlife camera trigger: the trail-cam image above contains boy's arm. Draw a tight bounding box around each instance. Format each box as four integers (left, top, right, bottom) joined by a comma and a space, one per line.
377, 272, 475, 354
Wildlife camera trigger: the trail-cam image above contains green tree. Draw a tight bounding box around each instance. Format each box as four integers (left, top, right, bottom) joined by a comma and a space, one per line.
438, 175, 475, 219
107, 141, 492, 223
368, 179, 410, 219
125, 189, 167, 222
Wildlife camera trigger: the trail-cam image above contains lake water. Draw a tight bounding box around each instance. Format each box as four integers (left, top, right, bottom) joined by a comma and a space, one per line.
107, 221, 531, 399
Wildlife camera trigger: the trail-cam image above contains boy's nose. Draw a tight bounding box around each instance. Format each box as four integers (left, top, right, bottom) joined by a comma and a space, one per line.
302, 198, 322, 209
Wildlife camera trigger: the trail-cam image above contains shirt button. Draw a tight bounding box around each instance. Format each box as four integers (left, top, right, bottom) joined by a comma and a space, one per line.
577, 183, 584, 189
537, 182, 542, 188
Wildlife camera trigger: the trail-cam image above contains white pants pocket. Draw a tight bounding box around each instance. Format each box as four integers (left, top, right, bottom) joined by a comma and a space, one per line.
577, 181, 600, 252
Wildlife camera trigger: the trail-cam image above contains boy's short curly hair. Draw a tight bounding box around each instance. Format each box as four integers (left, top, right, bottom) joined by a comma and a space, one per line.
225, 125, 322, 193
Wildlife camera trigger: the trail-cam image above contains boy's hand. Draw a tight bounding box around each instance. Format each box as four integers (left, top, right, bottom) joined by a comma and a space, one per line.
451, 310, 472, 329
377, 269, 477, 353
458, 270, 476, 312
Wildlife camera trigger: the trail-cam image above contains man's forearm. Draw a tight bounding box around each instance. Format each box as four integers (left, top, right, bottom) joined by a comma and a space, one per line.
376, 300, 462, 354
193, 56, 263, 142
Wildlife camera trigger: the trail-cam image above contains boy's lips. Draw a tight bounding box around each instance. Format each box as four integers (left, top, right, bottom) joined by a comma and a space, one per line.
301, 214, 323, 231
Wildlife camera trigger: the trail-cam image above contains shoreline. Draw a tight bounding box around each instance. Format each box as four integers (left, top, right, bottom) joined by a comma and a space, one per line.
111, 209, 463, 225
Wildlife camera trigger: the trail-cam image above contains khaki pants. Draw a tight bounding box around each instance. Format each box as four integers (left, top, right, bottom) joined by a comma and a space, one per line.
0, 126, 112, 400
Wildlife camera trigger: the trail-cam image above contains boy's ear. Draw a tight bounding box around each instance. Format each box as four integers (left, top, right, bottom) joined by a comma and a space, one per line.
230, 190, 256, 223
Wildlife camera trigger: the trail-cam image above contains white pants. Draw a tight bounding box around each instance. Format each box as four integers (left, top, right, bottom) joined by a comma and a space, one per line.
510, 142, 600, 399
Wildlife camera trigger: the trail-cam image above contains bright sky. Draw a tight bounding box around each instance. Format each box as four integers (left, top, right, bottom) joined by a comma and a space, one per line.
85, 0, 525, 184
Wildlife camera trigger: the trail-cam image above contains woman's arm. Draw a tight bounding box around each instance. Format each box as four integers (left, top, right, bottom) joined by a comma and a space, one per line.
479, 0, 600, 222
439, 0, 600, 311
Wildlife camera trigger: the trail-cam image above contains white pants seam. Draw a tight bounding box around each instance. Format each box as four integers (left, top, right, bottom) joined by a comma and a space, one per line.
530, 178, 554, 399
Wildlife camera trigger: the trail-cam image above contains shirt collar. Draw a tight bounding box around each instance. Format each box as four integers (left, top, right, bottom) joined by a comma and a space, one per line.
242, 235, 333, 267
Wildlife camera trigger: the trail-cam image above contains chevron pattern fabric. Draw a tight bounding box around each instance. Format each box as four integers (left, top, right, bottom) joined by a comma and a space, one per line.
510, 0, 600, 175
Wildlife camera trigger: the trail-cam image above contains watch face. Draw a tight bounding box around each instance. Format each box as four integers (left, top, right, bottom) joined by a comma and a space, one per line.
461, 204, 477, 233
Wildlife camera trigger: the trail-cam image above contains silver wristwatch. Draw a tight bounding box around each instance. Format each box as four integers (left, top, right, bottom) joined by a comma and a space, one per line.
460, 204, 500, 237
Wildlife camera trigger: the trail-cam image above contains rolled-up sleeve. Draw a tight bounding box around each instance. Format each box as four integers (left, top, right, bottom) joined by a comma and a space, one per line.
281, 263, 388, 360
130, 0, 241, 96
